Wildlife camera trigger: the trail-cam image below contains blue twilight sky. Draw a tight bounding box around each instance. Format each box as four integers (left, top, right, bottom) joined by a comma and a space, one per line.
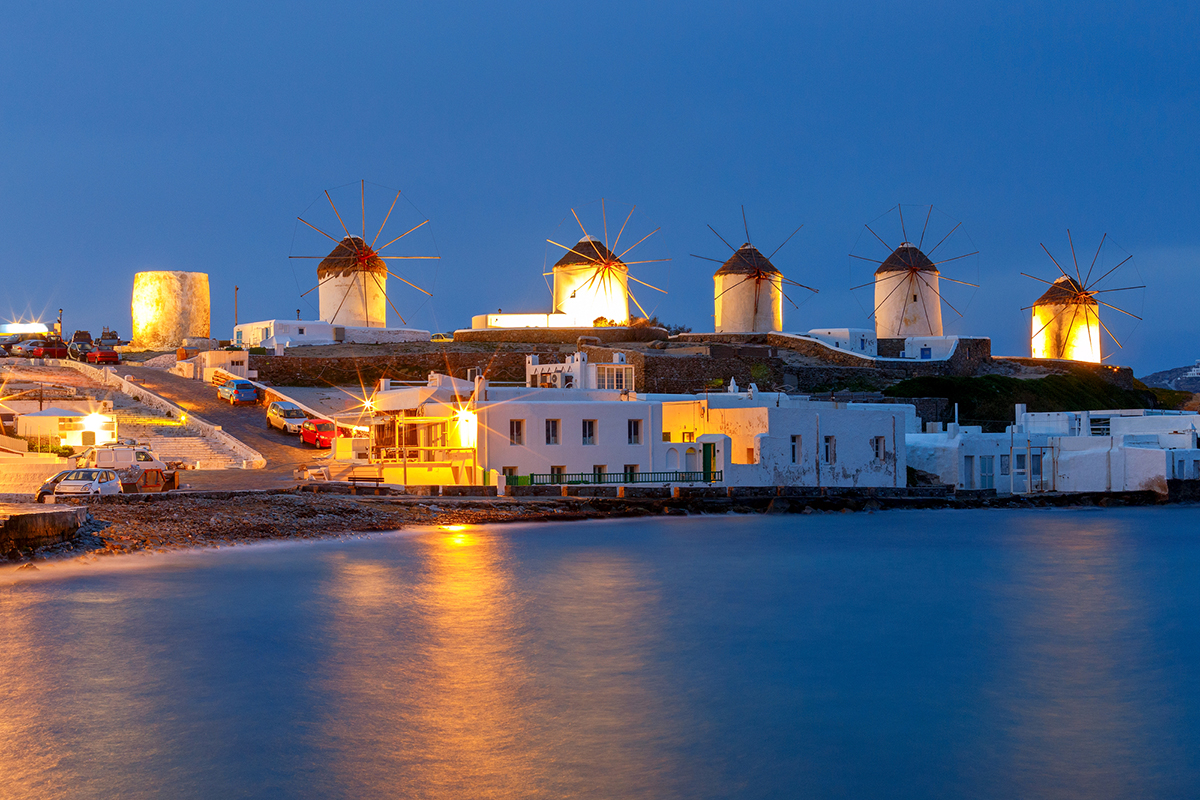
2, 1, 1197, 375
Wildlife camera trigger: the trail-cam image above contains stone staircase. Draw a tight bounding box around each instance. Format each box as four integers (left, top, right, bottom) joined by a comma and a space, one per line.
111, 409, 244, 468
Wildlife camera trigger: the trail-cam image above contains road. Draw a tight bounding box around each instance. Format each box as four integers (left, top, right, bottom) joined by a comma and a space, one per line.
120, 366, 327, 490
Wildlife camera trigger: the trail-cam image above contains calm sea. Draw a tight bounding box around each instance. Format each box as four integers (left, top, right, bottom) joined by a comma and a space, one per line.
2, 508, 1200, 799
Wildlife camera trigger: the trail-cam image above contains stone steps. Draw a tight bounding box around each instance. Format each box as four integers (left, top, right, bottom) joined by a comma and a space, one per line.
110, 410, 245, 468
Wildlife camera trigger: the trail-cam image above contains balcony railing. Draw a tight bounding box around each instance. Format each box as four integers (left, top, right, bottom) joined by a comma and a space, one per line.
512, 470, 722, 486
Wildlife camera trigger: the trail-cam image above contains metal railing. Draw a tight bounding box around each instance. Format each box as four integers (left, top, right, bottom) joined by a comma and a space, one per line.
514, 470, 722, 486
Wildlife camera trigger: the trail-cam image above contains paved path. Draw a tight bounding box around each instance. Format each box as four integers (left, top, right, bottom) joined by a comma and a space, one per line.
119, 366, 328, 489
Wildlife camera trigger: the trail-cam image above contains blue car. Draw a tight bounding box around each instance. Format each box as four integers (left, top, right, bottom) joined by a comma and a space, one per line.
217, 379, 258, 405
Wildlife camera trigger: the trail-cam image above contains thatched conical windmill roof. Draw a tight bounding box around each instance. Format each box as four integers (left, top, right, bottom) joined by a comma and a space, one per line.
876, 243, 937, 275
553, 236, 623, 268
1034, 275, 1097, 306
715, 244, 780, 276
317, 236, 387, 280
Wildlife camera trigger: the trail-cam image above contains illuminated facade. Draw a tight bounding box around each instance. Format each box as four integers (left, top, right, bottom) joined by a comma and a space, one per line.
713, 244, 783, 333
355, 351, 917, 488
551, 236, 630, 326
16, 407, 117, 448
130, 271, 211, 350
1030, 276, 1101, 362
873, 244, 943, 337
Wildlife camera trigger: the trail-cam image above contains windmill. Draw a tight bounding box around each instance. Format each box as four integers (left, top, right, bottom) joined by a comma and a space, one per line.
690, 207, 815, 333
849, 205, 979, 338
543, 199, 670, 327
290, 181, 438, 329
1022, 232, 1143, 363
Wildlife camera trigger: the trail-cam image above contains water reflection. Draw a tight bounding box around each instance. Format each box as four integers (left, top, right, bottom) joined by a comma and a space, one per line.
314, 527, 676, 799
0, 581, 176, 800
990, 514, 1164, 798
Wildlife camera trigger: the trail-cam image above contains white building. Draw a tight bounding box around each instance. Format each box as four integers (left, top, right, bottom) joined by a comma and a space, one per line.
359, 351, 918, 489
16, 407, 118, 448
805, 328, 877, 356
233, 319, 428, 349
907, 405, 1200, 494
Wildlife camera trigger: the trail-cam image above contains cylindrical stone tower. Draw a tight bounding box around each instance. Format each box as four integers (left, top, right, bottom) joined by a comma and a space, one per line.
130, 271, 211, 350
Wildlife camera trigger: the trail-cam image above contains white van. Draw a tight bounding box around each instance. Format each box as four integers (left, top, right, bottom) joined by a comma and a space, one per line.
76, 445, 168, 473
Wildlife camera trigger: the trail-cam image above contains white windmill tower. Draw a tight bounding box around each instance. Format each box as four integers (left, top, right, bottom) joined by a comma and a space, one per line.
544, 200, 670, 327
692, 209, 814, 333
850, 205, 978, 338
292, 181, 438, 329
1022, 231, 1142, 363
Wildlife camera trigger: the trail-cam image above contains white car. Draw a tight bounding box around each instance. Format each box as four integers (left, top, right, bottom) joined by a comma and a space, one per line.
266, 401, 307, 433
54, 469, 123, 497
76, 445, 168, 473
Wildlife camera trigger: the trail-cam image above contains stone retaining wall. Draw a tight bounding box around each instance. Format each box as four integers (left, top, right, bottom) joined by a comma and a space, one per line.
55, 360, 266, 469
249, 352, 564, 386
453, 326, 667, 344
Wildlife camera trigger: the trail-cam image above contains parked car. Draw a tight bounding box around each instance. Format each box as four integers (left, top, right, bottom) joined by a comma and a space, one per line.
86, 344, 120, 365
30, 340, 68, 359
300, 419, 338, 448
54, 469, 123, 497
10, 339, 44, 357
217, 379, 258, 405
68, 341, 94, 361
266, 401, 306, 433
431, 332, 453, 343
71, 330, 93, 344
0, 334, 23, 354
76, 445, 168, 473
35, 470, 72, 503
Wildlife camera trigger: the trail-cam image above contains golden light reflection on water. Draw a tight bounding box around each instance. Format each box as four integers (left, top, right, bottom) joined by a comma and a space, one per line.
315, 527, 678, 798
0, 583, 172, 800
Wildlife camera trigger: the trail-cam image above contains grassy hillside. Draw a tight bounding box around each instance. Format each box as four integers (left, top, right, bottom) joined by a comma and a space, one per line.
882, 371, 1183, 431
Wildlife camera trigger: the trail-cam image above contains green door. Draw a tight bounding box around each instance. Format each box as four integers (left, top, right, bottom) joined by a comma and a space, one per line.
702, 443, 714, 480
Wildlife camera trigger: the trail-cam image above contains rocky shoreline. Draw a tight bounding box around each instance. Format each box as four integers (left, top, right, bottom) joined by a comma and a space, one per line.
4, 485, 1184, 567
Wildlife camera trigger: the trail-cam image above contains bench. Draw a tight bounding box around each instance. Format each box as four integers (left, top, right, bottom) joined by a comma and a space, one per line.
348, 468, 385, 495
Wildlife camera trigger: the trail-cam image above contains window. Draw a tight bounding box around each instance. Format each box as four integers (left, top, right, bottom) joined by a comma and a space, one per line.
623, 464, 639, 477
509, 419, 524, 445
627, 419, 642, 445
545, 419, 559, 445
298, 327, 305, 335
682, 431, 695, 443
1000, 454, 1010, 476
501, 466, 517, 477
790, 435, 801, 463
823, 435, 836, 464
550, 465, 566, 477
593, 465, 606, 478
980, 456, 995, 489
582, 419, 596, 445
872, 436, 886, 461
1031, 453, 1043, 477
597, 364, 635, 390
964, 455, 975, 489
746, 447, 755, 463
1015, 453, 1026, 471
662, 432, 672, 442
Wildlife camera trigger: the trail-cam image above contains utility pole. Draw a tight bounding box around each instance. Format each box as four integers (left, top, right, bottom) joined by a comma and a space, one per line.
234, 286, 239, 326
